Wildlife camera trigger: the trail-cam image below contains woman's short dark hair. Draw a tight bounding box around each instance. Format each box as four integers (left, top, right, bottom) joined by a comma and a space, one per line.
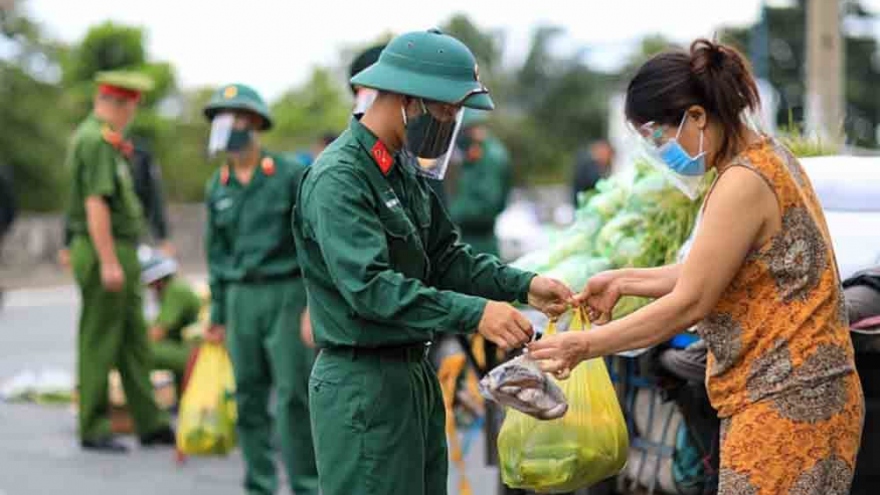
624, 39, 761, 162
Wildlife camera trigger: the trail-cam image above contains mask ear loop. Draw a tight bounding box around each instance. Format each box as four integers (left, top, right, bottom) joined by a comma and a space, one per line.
678, 112, 706, 157
674, 112, 689, 140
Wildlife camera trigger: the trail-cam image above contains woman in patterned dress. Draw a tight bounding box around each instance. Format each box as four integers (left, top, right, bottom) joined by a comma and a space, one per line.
529, 39, 864, 495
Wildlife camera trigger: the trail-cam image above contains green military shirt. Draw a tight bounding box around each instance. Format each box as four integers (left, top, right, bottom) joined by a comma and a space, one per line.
448, 134, 511, 254
65, 114, 144, 242
293, 118, 536, 349
155, 278, 201, 342
205, 151, 304, 325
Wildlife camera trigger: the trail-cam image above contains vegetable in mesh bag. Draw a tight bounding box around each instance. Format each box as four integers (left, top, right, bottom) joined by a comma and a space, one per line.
498, 309, 628, 493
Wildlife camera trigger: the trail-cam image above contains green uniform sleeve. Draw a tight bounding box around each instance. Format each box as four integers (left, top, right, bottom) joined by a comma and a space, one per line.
78, 136, 118, 199
448, 147, 509, 231
302, 169, 486, 334
427, 187, 535, 302
204, 178, 227, 325
155, 290, 185, 330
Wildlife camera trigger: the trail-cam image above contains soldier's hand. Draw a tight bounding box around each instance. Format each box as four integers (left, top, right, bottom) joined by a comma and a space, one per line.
300, 308, 315, 348
57, 249, 71, 270
477, 301, 533, 350
205, 324, 226, 344
100, 261, 124, 292
527, 276, 574, 318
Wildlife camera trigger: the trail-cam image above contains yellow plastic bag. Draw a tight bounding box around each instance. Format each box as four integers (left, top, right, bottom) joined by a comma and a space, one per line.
176, 343, 237, 456
498, 308, 629, 493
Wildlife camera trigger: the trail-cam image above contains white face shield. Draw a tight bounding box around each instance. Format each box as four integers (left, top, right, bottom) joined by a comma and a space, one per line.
207, 113, 235, 156
207, 112, 254, 157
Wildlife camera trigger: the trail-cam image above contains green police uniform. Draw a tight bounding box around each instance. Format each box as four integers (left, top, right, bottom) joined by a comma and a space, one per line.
448, 117, 511, 257
293, 30, 537, 495
150, 277, 200, 383
65, 72, 169, 444
204, 84, 317, 495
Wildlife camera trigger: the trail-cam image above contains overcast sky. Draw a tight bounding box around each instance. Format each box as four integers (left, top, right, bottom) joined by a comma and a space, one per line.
25, 0, 880, 101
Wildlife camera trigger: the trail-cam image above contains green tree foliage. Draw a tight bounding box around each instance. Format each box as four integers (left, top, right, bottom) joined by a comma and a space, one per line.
265, 67, 351, 153
0, 2, 68, 211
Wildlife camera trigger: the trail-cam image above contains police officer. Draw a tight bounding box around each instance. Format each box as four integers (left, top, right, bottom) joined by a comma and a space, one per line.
139, 247, 200, 393
65, 71, 174, 453
292, 29, 573, 495
60, 138, 175, 267
202, 84, 318, 495
447, 109, 511, 257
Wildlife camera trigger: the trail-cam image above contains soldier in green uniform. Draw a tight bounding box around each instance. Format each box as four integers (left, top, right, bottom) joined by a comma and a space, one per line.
202, 84, 318, 495
139, 247, 200, 393
292, 29, 573, 495
447, 109, 511, 257
65, 71, 174, 453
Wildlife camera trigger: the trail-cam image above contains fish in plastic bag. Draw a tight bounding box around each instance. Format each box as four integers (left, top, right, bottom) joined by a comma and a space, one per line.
479, 354, 568, 420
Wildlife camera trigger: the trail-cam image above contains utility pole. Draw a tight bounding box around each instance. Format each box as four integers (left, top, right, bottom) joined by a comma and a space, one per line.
805, 0, 844, 146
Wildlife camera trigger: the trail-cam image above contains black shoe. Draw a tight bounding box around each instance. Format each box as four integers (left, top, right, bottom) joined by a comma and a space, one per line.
140, 426, 175, 447
81, 436, 129, 454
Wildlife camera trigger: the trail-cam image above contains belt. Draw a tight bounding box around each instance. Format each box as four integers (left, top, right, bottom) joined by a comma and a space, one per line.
235, 270, 301, 284
322, 343, 431, 363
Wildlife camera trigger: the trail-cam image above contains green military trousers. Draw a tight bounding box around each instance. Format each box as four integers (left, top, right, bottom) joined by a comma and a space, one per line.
309, 345, 448, 495
225, 278, 318, 495
70, 236, 169, 441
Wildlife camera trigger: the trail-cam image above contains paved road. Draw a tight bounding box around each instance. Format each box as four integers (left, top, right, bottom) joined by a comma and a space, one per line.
0, 282, 500, 495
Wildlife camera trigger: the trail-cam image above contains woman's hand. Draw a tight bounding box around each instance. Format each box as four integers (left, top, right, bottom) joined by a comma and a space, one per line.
527, 331, 591, 380
572, 271, 623, 324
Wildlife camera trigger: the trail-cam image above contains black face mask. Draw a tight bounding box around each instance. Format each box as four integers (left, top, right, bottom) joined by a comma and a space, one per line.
402, 98, 460, 159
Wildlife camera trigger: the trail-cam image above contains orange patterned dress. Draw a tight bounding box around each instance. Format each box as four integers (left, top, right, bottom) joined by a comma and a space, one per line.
697, 137, 864, 495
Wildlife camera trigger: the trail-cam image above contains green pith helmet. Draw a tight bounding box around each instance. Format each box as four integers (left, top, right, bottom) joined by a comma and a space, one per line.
203, 83, 273, 131
349, 29, 493, 110
349, 44, 386, 95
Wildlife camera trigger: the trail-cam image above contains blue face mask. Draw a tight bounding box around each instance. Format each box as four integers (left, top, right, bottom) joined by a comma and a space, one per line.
656, 113, 706, 177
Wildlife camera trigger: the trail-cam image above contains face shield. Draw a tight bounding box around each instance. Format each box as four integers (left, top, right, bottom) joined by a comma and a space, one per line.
401, 98, 464, 181
627, 120, 706, 200
207, 112, 254, 157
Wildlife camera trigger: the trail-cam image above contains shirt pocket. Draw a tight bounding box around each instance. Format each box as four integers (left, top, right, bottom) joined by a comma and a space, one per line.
378, 208, 427, 280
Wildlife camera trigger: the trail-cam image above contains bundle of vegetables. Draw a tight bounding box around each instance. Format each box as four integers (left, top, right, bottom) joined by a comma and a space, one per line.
513, 159, 707, 318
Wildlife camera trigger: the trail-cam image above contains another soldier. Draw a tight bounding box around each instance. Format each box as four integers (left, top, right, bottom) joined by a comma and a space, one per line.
203, 84, 318, 495
447, 109, 512, 257
65, 71, 174, 453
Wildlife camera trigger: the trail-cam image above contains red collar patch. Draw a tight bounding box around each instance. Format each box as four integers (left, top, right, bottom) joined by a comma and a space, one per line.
371, 140, 393, 175
220, 165, 230, 185
101, 125, 134, 158
261, 156, 276, 176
